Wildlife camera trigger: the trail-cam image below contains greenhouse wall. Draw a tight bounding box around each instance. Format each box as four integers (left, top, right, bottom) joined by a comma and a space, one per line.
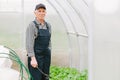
93, 0, 120, 80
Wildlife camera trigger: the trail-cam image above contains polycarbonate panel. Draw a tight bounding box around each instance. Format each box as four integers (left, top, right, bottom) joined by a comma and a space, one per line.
47, 0, 75, 33
78, 36, 88, 70
55, 0, 87, 35
68, 0, 89, 33
0, 12, 23, 49
68, 34, 80, 69
0, 0, 22, 12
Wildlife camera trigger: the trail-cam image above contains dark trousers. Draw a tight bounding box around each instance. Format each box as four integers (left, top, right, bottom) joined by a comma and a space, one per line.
28, 49, 51, 80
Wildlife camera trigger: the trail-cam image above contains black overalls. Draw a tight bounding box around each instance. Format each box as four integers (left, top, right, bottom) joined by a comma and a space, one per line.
28, 21, 51, 80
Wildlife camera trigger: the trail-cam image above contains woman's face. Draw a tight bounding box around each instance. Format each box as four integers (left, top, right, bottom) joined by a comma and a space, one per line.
34, 8, 46, 20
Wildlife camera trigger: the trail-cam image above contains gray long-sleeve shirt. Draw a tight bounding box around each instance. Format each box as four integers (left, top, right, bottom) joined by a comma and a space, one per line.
26, 19, 51, 57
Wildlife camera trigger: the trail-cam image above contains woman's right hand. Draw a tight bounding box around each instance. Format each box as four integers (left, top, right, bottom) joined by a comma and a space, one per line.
30, 56, 38, 68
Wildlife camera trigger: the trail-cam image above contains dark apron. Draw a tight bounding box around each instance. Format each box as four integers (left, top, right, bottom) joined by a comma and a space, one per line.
28, 22, 51, 80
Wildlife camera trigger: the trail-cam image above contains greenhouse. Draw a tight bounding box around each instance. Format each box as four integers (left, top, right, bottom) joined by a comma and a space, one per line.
1, 0, 120, 80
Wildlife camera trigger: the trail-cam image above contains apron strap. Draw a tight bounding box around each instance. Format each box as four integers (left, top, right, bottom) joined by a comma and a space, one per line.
33, 21, 50, 31
33, 21, 39, 31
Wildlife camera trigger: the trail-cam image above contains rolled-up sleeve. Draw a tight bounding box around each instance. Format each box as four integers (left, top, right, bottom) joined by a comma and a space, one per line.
26, 22, 35, 57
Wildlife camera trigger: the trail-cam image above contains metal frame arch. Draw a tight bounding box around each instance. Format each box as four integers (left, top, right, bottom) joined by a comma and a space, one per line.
47, 0, 74, 67
55, 0, 82, 70
67, 0, 89, 35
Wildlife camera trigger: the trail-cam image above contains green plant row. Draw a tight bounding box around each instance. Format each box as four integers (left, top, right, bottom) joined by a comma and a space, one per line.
50, 66, 88, 80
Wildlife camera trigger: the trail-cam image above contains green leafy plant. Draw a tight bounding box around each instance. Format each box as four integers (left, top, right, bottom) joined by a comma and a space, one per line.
50, 66, 88, 80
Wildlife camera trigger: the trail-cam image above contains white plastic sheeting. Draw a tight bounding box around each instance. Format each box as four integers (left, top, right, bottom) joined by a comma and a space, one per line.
47, 0, 89, 70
